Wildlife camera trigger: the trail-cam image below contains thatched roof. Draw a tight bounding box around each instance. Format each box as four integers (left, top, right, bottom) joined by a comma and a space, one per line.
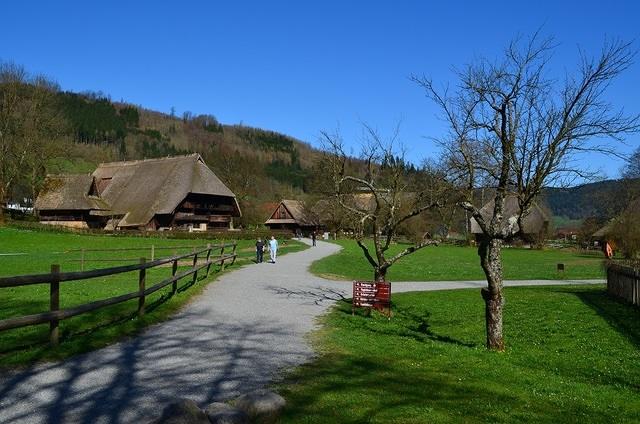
35, 175, 109, 211
93, 154, 240, 227
265, 199, 320, 226
592, 222, 614, 238
593, 197, 640, 239
470, 195, 549, 235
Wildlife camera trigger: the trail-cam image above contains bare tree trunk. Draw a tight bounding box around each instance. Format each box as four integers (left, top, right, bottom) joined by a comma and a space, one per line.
374, 267, 388, 282
478, 237, 505, 351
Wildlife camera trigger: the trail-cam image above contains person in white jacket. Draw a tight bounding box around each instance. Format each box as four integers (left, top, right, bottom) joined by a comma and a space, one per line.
269, 236, 279, 263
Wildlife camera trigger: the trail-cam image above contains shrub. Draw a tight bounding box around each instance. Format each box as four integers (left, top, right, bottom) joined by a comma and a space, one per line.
610, 208, 640, 259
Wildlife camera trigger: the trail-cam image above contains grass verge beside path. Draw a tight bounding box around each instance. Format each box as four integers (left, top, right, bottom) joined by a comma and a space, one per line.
311, 240, 605, 281
0, 228, 306, 368
279, 285, 640, 423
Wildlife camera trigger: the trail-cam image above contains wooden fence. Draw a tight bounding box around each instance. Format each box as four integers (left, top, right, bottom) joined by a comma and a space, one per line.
0, 242, 237, 345
606, 263, 640, 306
65, 244, 217, 270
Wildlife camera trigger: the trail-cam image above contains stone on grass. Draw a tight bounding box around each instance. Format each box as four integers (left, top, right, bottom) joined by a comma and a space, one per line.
234, 390, 286, 424
153, 399, 209, 424
205, 402, 249, 424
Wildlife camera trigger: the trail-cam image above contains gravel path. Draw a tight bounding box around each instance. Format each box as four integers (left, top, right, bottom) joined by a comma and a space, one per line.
0, 240, 604, 424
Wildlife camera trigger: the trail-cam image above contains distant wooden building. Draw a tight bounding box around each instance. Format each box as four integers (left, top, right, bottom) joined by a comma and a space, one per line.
469, 196, 550, 242
35, 154, 241, 231
264, 199, 321, 235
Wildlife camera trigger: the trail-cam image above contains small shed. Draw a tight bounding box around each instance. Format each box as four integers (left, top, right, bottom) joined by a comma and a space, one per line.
264, 199, 322, 235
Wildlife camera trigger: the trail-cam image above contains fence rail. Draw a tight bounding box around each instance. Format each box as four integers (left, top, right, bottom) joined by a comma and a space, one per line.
0, 242, 237, 345
606, 263, 640, 306
63, 244, 233, 269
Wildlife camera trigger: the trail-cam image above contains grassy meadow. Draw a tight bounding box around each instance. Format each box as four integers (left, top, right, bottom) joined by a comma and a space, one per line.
311, 240, 606, 281
279, 285, 640, 423
0, 227, 306, 367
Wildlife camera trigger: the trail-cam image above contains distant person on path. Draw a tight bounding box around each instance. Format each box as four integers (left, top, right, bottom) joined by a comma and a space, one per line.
311, 231, 316, 246
269, 235, 278, 263
255, 238, 265, 263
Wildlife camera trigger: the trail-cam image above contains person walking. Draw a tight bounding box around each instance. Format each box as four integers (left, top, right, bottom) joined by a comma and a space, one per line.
269, 235, 279, 263
311, 231, 316, 247
255, 238, 265, 263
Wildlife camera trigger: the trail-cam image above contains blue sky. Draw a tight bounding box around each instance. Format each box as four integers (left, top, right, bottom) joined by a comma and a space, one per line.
2, 1, 639, 179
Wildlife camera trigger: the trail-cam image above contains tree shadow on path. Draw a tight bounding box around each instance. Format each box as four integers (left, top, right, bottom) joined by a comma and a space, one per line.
0, 309, 308, 424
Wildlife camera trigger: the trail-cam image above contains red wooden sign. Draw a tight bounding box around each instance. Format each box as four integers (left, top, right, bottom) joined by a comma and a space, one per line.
352, 281, 391, 318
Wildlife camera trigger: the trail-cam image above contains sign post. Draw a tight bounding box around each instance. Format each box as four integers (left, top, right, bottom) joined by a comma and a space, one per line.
352, 281, 391, 318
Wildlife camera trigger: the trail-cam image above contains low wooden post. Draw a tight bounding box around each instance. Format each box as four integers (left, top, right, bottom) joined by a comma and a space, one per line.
151, 245, 155, 261
172, 257, 178, 294
50, 264, 60, 346
192, 250, 199, 285
80, 249, 85, 271
230, 242, 237, 266
205, 243, 212, 277
220, 241, 227, 271
138, 258, 146, 316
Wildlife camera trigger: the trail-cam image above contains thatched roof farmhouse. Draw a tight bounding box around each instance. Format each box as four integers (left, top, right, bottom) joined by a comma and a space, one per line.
36, 154, 241, 231
469, 196, 550, 241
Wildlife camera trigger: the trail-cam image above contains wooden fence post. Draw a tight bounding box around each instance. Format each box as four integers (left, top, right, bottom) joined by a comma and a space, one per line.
138, 258, 146, 316
205, 243, 212, 277
230, 242, 237, 266
50, 264, 60, 346
80, 249, 85, 271
192, 250, 199, 285
151, 245, 155, 261
172, 257, 178, 294
220, 241, 226, 271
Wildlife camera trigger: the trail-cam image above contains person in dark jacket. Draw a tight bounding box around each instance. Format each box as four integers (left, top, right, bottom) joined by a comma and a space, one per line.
255, 238, 265, 263
311, 231, 316, 246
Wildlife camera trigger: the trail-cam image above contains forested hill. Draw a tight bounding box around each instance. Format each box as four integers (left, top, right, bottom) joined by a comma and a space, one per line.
56, 90, 320, 196
543, 178, 639, 223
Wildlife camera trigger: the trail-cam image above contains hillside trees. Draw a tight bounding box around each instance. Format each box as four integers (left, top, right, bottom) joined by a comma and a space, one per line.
322, 125, 446, 282
610, 204, 640, 260
0, 62, 67, 207
623, 146, 640, 179
58, 92, 134, 145
416, 35, 639, 350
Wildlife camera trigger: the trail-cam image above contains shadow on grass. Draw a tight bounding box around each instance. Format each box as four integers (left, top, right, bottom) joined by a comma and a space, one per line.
266, 287, 478, 348
566, 287, 640, 348
335, 301, 478, 349
278, 352, 615, 423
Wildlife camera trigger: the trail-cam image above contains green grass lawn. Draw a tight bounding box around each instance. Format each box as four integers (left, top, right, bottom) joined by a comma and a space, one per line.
0, 227, 306, 367
311, 240, 606, 281
278, 285, 640, 423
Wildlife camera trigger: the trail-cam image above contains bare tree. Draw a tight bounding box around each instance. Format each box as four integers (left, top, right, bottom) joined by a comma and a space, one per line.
623, 146, 640, 179
0, 62, 66, 211
415, 34, 639, 350
321, 125, 444, 282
